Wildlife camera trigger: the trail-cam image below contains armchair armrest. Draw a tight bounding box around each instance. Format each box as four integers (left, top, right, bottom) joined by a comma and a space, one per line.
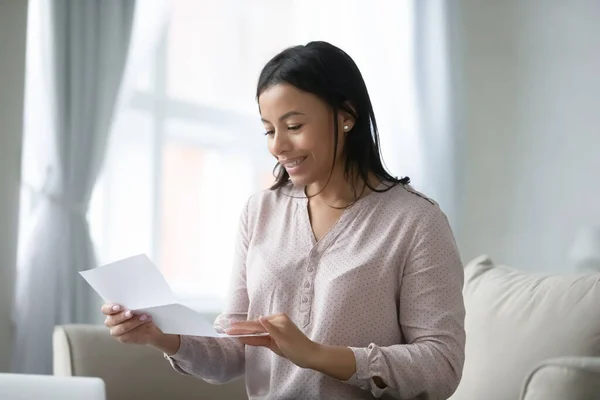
520, 357, 600, 400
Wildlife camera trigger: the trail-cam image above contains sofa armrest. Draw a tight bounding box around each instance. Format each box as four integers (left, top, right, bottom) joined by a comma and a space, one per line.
520, 357, 600, 400
53, 324, 247, 400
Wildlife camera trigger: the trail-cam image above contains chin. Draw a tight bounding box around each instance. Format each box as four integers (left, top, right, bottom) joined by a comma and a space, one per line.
288, 174, 316, 187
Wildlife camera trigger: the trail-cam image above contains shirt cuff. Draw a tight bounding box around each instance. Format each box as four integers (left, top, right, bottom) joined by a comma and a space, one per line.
344, 345, 390, 397
164, 335, 189, 360
163, 335, 197, 375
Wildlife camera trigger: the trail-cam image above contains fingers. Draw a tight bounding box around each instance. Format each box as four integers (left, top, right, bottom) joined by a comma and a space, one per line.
101, 303, 155, 345
101, 303, 124, 316
224, 326, 266, 335
104, 309, 136, 328
109, 313, 152, 338
226, 320, 266, 334
236, 336, 271, 347
225, 314, 290, 335
213, 316, 232, 333
114, 322, 154, 344
259, 316, 282, 340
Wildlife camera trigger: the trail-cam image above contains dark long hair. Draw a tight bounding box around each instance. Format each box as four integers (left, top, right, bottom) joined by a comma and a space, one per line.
257, 41, 409, 194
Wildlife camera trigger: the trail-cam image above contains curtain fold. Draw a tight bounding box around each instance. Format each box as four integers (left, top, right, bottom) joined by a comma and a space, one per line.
11, 0, 136, 374
413, 0, 465, 233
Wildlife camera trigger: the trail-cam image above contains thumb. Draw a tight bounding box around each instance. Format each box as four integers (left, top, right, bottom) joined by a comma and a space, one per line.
259, 316, 282, 340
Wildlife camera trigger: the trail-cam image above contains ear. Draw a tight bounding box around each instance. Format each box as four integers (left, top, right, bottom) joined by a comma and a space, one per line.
338, 105, 356, 133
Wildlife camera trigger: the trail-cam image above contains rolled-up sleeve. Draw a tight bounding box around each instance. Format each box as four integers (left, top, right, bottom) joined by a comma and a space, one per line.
344, 207, 466, 399
164, 334, 245, 384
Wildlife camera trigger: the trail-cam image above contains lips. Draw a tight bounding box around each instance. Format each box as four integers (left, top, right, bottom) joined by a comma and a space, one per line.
280, 156, 307, 169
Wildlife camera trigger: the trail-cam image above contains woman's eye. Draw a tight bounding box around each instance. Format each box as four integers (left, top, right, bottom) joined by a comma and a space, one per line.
264, 130, 274, 136
288, 124, 302, 131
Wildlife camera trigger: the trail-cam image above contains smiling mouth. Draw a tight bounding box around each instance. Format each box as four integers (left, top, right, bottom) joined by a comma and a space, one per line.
281, 156, 307, 169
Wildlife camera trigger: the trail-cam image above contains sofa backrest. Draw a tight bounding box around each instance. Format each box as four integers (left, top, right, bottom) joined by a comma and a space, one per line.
451, 255, 600, 400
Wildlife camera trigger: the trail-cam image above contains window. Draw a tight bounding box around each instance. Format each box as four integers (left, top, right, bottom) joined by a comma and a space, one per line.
90, 0, 418, 311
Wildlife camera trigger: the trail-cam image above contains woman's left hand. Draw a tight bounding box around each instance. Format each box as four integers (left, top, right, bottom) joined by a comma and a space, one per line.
224, 313, 321, 369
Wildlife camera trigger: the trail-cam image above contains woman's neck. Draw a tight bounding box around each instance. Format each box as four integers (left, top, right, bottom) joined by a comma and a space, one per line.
305, 167, 380, 207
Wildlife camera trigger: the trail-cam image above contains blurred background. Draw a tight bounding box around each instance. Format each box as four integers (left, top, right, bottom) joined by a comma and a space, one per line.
1, 0, 599, 377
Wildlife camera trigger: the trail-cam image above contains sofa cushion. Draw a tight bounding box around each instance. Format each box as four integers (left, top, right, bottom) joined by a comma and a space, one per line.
450, 255, 600, 400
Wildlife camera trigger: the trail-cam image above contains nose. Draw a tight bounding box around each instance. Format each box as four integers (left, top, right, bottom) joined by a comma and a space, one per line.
270, 130, 291, 156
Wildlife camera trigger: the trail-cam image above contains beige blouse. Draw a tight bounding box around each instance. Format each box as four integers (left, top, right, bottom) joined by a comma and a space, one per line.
166, 183, 466, 399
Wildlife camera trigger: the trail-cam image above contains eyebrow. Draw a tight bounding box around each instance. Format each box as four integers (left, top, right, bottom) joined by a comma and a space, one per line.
261, 111, 306, 124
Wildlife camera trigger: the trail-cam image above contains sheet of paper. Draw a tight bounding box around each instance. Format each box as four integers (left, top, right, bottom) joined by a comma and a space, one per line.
136, 304, 267, 338
80, 254, 175, 310
80, 254, 268, 338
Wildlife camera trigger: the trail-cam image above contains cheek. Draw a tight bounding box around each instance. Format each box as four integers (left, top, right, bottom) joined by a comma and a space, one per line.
303, 130, 333, 160
335, 133, 346, 158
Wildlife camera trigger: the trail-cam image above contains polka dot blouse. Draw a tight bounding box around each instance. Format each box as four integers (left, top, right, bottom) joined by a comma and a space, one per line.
166, 183, 466, 399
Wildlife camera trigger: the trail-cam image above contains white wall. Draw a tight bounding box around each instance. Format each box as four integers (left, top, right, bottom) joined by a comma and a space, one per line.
0, 0, 28, 372
458, 0, 600, 272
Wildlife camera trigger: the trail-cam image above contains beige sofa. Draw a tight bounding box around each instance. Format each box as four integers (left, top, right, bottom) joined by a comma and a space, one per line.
451, 255, 600, 400
54, 256, 600, 399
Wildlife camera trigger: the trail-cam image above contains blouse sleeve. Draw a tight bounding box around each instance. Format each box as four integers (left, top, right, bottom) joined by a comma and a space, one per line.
344, 206, 466, 399
164, 199, 252, 384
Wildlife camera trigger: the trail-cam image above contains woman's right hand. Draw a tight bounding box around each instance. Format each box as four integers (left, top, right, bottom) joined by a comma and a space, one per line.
101, 304, 182, 355
101, 304, 161, 346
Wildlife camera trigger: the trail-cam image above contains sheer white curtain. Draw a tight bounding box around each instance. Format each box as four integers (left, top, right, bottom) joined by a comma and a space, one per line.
413, 0, 464, 232
89, 0, 424, 312
13, 0, 136, 374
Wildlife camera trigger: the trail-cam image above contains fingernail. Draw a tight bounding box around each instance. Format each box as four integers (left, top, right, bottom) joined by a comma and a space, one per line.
140, 314, 148, 321
112, 305, 121, 312
125, 310, 132, 318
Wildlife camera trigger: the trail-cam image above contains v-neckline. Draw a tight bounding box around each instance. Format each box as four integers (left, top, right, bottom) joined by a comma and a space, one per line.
295, 183, 383, 249
304, 200, 352, 246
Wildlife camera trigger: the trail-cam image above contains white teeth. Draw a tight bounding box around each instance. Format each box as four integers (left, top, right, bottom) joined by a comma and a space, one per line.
284, 157, 306, 168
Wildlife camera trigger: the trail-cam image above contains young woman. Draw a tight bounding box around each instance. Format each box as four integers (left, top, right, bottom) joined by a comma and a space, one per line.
102, 41, 465, 399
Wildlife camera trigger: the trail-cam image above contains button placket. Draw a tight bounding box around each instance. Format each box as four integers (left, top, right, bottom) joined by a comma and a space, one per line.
299, 267, 313, 312
299, 251, 318, 321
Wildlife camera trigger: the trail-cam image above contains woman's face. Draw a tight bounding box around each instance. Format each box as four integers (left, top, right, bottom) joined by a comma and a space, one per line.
259, 83, 350, 187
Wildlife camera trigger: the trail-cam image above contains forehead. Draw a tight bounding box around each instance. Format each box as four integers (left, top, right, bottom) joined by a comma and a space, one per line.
258, 83, 325, 118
